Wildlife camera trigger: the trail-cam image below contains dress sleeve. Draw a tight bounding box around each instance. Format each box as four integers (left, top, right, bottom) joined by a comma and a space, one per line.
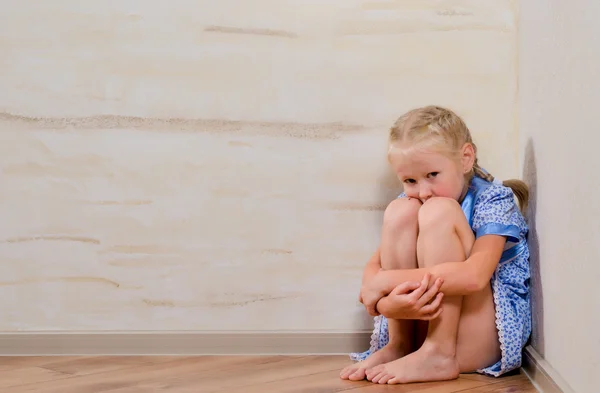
471, 185, 523, 243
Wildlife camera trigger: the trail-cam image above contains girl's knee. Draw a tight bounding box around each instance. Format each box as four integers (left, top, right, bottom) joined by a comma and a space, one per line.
418, 197, 462, 230
383, 197, 422, 231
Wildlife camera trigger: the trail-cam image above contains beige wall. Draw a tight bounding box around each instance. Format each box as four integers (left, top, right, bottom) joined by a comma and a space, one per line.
0, 1, 518, 332
518, 1, 599, 392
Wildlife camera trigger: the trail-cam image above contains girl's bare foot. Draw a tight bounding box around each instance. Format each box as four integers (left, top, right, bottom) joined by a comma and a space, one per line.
365, 343, 460, 384
340, 343, 407, 381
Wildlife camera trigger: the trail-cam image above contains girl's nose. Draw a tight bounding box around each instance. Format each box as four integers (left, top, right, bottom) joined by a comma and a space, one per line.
419, 187, 432, 201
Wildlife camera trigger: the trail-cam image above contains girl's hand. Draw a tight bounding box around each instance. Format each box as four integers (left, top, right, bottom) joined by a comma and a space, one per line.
376, 273, 445, 320
359, 271, 390, 316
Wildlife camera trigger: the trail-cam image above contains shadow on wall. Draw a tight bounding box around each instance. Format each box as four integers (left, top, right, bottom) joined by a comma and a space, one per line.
377, 131, 405, 211
378, 165, 403, 204
522, 138, 544, 356
376, 138, 405, 228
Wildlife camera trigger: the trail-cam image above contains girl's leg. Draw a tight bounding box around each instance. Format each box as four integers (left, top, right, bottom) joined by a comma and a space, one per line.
367, 197, 500, 384
379, 197, 422, 355
455, 274, 501, 371
340, 197, 422, 381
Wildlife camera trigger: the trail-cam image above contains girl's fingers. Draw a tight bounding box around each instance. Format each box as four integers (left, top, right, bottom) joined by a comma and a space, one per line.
419, 292, 444, 314
391, 281, 421, 296
367, 303, 380, 317
422, 307, 443, 320
417, 277, 444, 307
411, 273, 430, 299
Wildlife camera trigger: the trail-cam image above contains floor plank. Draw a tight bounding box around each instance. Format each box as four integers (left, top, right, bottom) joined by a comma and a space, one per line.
0, 366, 70, 389
0, 355, 538, 393
161, 356, 351, 392
459, 376, 538, 392
0, 356, 68, 370
38, 356, 182, 376
2, 356, 268, 393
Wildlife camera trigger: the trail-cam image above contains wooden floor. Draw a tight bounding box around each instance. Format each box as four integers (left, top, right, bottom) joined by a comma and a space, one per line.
0, 355, 538, 392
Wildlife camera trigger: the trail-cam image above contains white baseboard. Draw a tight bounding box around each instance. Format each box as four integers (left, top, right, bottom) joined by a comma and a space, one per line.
0, 333, 576, 393
522, 346, 575, 393
0, 331, 372, 356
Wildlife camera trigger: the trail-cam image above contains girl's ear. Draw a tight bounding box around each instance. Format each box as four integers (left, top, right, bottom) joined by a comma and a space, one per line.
461, 143, 476, 173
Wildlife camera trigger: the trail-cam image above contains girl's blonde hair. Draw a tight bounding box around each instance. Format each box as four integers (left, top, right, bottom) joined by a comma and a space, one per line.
388, 105, 529, 213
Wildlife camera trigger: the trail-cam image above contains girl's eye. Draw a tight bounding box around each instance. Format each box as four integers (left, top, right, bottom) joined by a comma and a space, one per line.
403, 179, 416, 184
428, 172, 439, 178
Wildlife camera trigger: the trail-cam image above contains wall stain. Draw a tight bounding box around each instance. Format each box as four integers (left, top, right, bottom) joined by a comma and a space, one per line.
0, 276, 120, 288
337, 21, 508, 35
268, 193, 295, 199
58, 155, 107, 166
3, 163, 83, 177
0, 112, 370, 140
3, 159, 111, 177
204, 25, 298, 38
362, 2, 468, 11
86, 200, 153, 206
102, 245, 179, 255
261, 248, 293, 255
143, 299, 175, 307
29, 140, 53, 155
107, 259, 180, 267
212, 188, 249, 198
203, 292, 300, 308
208, 295, 294, 308
228, 141, 253, 147
437, 9, 474, 17
327, 202, 387, 211
3, 235, 100, 244
2, 162, 43, 176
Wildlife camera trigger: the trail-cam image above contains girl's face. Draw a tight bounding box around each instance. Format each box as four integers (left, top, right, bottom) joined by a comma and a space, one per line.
389, 143, 475, 204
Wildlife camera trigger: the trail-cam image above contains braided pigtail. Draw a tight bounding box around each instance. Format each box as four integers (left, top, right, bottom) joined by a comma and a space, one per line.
473, 160, 529, 214
473, 159, 495, 183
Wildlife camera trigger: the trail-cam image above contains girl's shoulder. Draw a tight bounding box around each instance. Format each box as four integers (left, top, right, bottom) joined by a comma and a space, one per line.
472, 177, 518, 209
470, 176, 528, 243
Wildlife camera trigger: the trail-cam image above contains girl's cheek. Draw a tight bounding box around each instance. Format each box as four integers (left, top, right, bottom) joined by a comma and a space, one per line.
404, 187, 417, 198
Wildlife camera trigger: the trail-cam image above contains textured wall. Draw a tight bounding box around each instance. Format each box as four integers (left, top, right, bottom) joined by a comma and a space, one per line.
0, 1, 518, 331
518, 1, 599, 392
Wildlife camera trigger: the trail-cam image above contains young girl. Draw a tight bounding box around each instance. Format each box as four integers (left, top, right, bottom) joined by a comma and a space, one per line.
340, 106, 531, 385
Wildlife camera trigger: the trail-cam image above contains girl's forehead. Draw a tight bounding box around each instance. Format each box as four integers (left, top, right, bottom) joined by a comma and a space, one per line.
391, 147, 451, 165
390, 148, 457, 174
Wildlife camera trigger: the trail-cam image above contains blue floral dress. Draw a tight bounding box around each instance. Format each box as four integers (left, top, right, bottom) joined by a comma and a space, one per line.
350, 175, 532, 377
